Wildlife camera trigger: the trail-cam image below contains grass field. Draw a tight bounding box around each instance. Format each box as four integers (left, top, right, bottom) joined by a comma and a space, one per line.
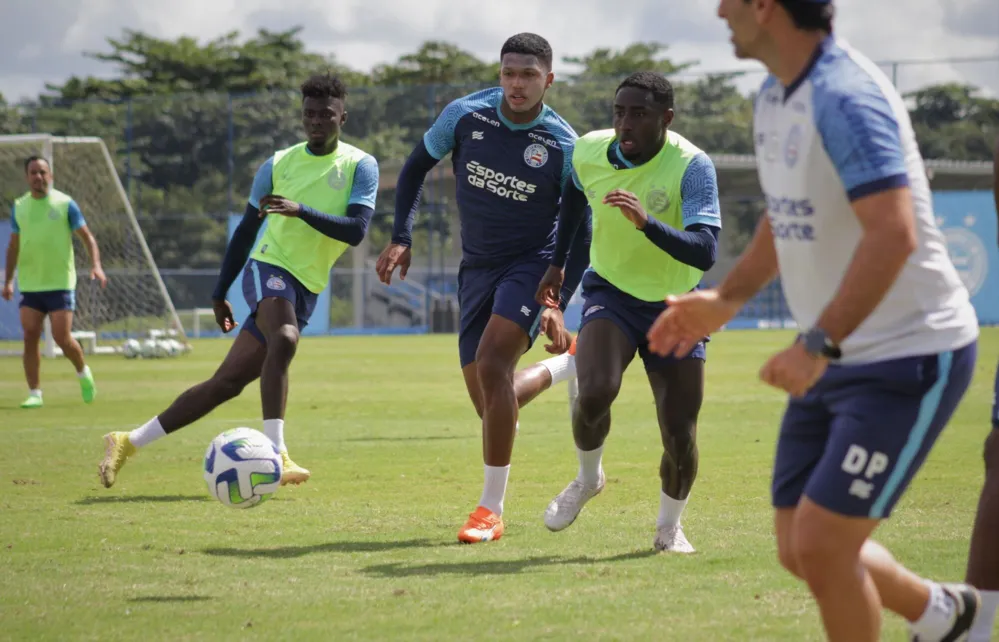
0, 329, 995, 641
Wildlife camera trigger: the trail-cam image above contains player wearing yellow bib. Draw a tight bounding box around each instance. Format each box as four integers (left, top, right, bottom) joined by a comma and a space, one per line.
535, 72, 721, 552
99, 74, 378, 488
2, 155, 106, 408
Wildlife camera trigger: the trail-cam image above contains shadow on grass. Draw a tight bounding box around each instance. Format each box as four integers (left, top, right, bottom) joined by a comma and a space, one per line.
201, 538, 447, 559
127, 596, 213, 604
340, 435, 474, 443
361, 549, 659, 578
75, 495, 209, 505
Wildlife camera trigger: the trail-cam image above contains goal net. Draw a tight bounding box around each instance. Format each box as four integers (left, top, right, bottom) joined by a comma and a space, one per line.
0, 134, 186, 356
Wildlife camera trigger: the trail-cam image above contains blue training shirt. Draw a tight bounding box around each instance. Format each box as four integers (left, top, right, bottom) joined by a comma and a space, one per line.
423, 87, 577, 266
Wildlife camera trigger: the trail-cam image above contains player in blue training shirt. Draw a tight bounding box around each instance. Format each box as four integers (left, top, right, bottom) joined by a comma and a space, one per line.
964, 136, 999, 642
649, 1, 980, 640
376, 33, 591, 544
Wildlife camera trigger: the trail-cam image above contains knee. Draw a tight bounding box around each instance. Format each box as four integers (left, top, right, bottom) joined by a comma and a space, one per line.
777, 536, 801, 578
211, 373, 250, 401
663, 414, 697, 455
54, 333, 76, 350
983, 431, 999, 473
791, 522, 856, 589
266, 324, 299, 357
576, 378, 619, 422
475, 354, 514, 393
22, 328, 42, 345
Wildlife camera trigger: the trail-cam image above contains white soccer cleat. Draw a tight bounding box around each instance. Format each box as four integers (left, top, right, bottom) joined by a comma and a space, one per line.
544, 469, 605, 532
654, 524, 695, 554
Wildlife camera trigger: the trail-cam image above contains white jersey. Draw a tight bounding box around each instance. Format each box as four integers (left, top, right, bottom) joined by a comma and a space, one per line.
753, 36, 978, 364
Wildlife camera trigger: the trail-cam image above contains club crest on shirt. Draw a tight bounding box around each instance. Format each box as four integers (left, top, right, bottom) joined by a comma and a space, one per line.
646, 189, 671, 215
48, 208, 59, 220
327, 167, 347, 190
266, 275, 286, 291
524, 143, 548, 168
784, 124, 802, 168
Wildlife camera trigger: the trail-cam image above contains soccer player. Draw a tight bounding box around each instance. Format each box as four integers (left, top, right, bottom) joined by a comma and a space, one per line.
2, 155, 105, 408
98, 73, 378, 489
535, 72, 720, 553
965, 136, 999, 642
375, 33, 591, 544
647, 1, 980, 639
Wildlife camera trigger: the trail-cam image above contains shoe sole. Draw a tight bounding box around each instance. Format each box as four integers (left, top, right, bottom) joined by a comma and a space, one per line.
98, 434, 117, 488
544, 483, 605, 532
940, 584, 980, 642
280, 472, 310, 486
457, 529, 503, 544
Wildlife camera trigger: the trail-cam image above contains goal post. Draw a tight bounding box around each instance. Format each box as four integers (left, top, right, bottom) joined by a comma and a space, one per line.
0, 133, 187, 356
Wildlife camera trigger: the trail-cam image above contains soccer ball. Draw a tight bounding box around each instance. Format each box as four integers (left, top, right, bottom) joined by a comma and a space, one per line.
122, 339, 141, 358
141, 339, 158, 358
154, 340, 171, 358
203, 428, 282, 509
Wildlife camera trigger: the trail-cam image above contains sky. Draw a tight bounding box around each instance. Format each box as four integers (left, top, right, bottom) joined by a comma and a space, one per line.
1, 0, 997, 102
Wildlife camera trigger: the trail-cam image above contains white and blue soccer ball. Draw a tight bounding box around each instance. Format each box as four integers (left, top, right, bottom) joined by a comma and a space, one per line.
122, 339, 141, 359
203, 428, 282, 509
141, 338, 158, 358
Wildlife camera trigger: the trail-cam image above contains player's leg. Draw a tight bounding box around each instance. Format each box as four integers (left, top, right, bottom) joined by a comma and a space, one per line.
646, 348, 704, 553
49, 293, 96, 403
786, 344, 980, 641
544, 316, 636, 532
964, 363, 999, 642
17, 300, 45, 408
98, 329, 267, 488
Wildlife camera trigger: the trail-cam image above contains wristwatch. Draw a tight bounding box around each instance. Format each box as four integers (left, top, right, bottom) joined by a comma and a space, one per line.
802, 327, 842, 359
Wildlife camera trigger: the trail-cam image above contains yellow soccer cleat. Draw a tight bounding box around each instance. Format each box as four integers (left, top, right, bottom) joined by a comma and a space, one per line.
280, 450, 310, 486
99, 432, 136, 488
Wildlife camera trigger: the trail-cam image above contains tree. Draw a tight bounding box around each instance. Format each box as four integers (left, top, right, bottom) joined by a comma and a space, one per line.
906, 84, 999, 160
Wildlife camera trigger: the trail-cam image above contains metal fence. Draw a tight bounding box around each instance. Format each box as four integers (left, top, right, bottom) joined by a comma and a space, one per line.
1, 56, 997, 338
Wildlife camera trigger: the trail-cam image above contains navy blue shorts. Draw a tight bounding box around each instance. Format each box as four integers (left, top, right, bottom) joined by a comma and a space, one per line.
457, 255, 548, 368
578, 271, 706, 372
19, 290, 75, 314
240, 259, 318, 344
772, 341, 977, 519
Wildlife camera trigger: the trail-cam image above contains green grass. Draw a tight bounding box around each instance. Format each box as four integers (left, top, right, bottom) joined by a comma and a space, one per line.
0, 329, 995, 641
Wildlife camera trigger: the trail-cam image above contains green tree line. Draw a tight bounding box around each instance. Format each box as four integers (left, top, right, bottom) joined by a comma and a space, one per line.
0, 28, 995, 270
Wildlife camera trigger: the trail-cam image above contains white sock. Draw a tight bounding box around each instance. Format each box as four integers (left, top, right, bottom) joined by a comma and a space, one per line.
911, 581, 957, 640
657, 491, 689, 529
478, 464, 510, 516
263, 419, 285, 452
129, 416, 166, 449
540, 353, 576, 386
576, 445, 604, 488
969, 590, 999, 642
77, 365, 91, 378
28, 388, 42, 398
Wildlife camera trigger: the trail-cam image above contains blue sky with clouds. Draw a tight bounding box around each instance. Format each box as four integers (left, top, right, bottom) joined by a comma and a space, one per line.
1, 0, 997, 101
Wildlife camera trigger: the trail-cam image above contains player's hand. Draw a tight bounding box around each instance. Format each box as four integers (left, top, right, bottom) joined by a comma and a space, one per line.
1, 282, 13, 301
535, 265, 565, 308
759, 341, 828, 398
259, 195, 301, 218
539, 307, 572, 354
90, 265, 107, 288
375, 243, 412, 285
212, 299, 238, 333
647, 289, 739, 358
603, 189, 648, 230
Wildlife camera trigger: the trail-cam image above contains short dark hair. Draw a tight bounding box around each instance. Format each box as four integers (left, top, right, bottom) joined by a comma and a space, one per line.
616, 72, 675, 111
500, 33, 553, 70
300, 73, 348, 102
776, 0, 834, 32
24, 155, 50, 173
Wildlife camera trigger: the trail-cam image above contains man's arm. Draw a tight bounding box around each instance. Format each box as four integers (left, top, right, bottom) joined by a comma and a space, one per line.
211, 158, 272, 301
641, 153, 721, 271
812, 188, 916, 344
4, 233, 18, 290
809, 82, 918, 345
559, 201, 592, 312
73, 226, 102, 270
68, 200, 104, 283
296, 155, 379, 246
717, 214, 779, 305
551, 173, 589, 269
